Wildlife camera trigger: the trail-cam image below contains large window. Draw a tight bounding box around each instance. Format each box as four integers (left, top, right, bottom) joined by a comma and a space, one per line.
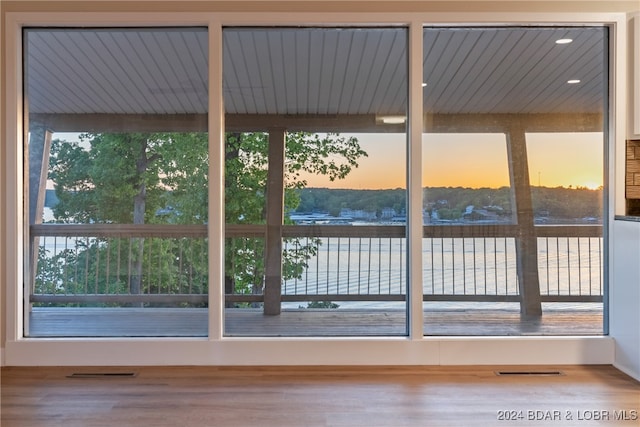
422, 27, 607, 335
222, 27, 409, 336
24, 28, 209, 337
20, 23, 609, 342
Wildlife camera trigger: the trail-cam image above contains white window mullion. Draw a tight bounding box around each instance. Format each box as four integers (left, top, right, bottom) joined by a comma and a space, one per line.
408, 20, 424, 340
6, 14, 26, 342
208, 20, 225, 341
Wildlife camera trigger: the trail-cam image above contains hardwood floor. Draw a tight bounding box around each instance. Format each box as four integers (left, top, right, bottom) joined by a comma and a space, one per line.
2, 365, 638, 426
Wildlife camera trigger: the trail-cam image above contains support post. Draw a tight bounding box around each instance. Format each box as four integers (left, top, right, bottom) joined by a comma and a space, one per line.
28, 124, 53, 298
263, 128, 286, 315
28, 123, 53, 226
506, 124, 542, 317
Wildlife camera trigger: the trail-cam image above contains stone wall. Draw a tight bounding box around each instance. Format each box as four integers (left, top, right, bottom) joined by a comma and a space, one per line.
626, 139, 640, 215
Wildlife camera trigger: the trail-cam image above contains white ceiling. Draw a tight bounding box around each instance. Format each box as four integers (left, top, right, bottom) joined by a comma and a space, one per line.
422, 27, 605, 114
223, 28, 408, 116
25, 26, 606, 117
26, 28, 209, 115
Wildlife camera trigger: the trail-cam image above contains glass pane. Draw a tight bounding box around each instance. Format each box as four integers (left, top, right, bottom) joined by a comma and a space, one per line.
25, 28, 209, 337
528, 132, 604, 320
223, 27, 408, 336
422, 27, 607, 336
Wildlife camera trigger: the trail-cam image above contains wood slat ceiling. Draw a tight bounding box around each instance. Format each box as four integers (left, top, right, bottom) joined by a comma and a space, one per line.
223, 28, 407, 115
422, 27, 605, 114
25, 26, 606, 117
26, 28, 209, 115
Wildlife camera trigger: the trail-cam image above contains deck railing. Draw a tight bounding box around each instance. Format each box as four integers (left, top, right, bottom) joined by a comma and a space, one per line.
29, 223, 603, 307
30, 224, 209, 305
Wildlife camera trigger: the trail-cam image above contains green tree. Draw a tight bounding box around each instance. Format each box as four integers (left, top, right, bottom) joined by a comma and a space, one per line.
224, 132, 365, 297
49, 132, 209, 225
46, 133, 208, 301
41, 131, 364, 305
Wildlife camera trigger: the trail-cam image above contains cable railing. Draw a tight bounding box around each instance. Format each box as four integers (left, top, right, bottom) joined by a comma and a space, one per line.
29, 223, 603, 307
30, 224, 209, 306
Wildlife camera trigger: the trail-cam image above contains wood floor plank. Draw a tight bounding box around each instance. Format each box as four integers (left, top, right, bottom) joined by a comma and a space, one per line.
1, 366, 638, 426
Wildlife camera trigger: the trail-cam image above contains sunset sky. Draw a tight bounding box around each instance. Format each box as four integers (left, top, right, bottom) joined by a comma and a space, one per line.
53, 131, 604, 191
301, 132, 604, 190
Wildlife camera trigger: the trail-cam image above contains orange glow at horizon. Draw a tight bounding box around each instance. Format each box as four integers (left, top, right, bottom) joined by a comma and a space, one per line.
51, 131, 603, 192
297, 133, 407, 189
422, 133, 510, 188
526, 132, 603, 189
299, 132, 603, 191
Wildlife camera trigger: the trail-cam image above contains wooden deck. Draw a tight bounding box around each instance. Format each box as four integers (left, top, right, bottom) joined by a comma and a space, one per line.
27, 306, 604, 337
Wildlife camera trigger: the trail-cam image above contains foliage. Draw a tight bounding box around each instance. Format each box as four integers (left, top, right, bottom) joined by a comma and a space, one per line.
49, 133, 209, 225
530, 186, 602, 220
34, 236, 209, 308
303, 301, 340, 309
225, 132, 365, 225
224, 132, 365, 296
424, 187, 512, 214
40, 131, 365, 305
295, 186, 602, 223
297, 188, 405, 217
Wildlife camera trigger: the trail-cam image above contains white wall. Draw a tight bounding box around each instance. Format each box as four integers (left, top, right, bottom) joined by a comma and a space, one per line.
610, 11, 640, 382
0, 0, 4, 368
610, 219, 640, 380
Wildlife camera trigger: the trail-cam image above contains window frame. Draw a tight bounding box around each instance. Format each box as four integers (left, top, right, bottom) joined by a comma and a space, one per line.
2, 8, 625, 366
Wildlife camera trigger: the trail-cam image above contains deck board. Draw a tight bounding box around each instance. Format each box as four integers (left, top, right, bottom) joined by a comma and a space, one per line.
27, 306, 603, 337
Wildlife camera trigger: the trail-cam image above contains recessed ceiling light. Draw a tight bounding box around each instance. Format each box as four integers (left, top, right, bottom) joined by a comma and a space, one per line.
376, 115, 406, 124
556, 38, 573, 44
567, 79, 581, 84
422, 83, 428, 87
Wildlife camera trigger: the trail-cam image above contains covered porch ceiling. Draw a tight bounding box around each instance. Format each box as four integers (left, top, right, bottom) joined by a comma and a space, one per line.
25, 26, 606, 133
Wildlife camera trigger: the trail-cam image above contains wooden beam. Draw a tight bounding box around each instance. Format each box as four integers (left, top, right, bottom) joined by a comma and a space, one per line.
30, 223, 208, 238
30, 113, 209, 133
28, 124, 53, 298
506, 123, 542, 317
31, 223, 602, 239
29, 293, 603, 305
31, 112, 602, 134
227, 114, 400, 133
263, 128, 286, 315
30, 294, 209, 304
424, 113, 603, 133
28, 124, 53, 225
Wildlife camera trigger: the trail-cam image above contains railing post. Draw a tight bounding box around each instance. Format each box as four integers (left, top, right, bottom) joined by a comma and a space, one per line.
264, 128, 286, 315
506, 124, 542, 317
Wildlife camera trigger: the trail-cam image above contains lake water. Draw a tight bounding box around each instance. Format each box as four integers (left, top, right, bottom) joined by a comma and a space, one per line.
282, 236, 603, 298
37, 209, 604, 311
